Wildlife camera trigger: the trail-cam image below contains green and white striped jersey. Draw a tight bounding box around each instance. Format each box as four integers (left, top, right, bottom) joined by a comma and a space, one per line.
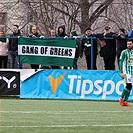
119, 49, 133, 74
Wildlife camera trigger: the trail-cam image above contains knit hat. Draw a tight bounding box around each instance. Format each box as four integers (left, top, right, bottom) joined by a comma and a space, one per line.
70, 30, 77, 36
85, 28, 92, 31
119, 28, 125, 33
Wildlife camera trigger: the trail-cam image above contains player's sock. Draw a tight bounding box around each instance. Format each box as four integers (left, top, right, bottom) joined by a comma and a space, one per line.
121, 88, 128, 99
124, 89, 131, 102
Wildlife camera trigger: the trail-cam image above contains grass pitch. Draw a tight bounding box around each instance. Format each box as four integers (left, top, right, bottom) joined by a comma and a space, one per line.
0, 98, 133, 133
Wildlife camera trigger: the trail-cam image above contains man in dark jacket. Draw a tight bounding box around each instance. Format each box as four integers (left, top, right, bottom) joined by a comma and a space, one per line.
98, 26, 116, 70
80, 28, 98, 70
113, 28, 127, 67
9, 24, 21, 68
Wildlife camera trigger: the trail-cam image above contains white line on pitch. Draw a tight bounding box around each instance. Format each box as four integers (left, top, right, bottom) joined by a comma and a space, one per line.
92, 124, 133, 127
0, 124, 133, 128
0, 125, 87, 128
0, 110, 132, 114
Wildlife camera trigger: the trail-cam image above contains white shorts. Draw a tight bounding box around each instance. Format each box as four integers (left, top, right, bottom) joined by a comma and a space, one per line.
125, 74, 133, 83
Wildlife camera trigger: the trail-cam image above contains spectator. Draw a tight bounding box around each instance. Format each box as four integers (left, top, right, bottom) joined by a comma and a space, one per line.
98, 26, 116, 70
28, 25, 41, 69
57, 25, 68, 69
0, 29, 9, 68
57, 25, 67, 37
50, 29, 59, 38
49, 29, 60, 69
8, 24, 22, 69
70, 30, 80, 69
113, 28, 127, 67
80, 28, 98, 70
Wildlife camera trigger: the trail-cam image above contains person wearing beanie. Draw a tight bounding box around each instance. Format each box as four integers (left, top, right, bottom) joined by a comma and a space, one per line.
119, 28, 125, 33
70, 30, 77, 36
70, 30, 80, 69
113, 28, 128, 67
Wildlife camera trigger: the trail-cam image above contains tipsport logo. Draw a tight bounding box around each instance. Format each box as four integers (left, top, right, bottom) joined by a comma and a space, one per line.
48, 73, 66, 94
48, 73, 125, 99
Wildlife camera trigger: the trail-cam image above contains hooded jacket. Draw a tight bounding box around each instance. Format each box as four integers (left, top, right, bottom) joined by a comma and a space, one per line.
58, 25, 67, 37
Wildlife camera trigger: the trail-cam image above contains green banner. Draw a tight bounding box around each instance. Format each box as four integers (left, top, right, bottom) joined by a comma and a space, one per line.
18, 37, 76, 67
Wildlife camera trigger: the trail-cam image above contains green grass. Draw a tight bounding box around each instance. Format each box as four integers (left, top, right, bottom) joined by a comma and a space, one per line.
0, 98, 133, 133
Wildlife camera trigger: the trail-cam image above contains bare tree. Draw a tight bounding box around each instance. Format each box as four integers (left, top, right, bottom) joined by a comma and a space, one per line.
43, 0, 115, 33
108, 0, 133, 32
18, 0, 115, 34
1, 0, 133, 35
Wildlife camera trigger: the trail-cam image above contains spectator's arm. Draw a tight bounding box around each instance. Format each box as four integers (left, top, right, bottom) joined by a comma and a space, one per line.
112, 34, 120, 39
128, 29, 133, 38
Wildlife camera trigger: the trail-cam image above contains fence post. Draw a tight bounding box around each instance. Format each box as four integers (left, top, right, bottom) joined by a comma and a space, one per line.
91, 37, 94, 70
18, 36, 21, 69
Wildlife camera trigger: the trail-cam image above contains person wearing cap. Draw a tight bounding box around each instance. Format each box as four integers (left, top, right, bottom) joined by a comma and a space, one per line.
70, 30, 80, 69
80, 28, 98, 70
104, 26, 110, 30
98, 26, 116, 70
113, 28, 128, 67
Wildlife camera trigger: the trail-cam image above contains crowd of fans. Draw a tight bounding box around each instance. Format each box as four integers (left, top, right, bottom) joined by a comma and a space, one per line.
0, 24, 132, 70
